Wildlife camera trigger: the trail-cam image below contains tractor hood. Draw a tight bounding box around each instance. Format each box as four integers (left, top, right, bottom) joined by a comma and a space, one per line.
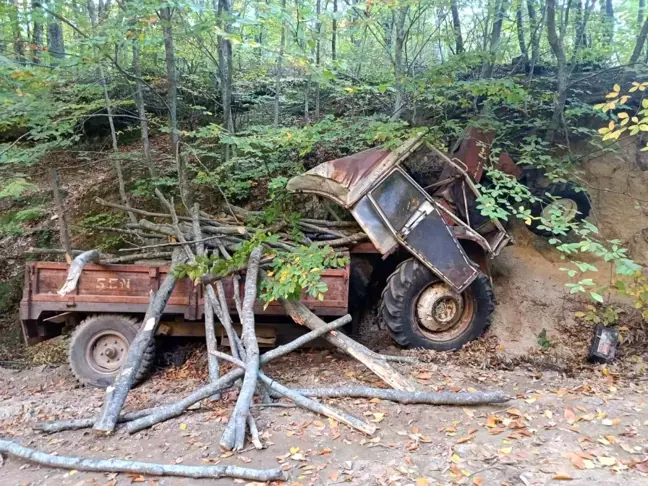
286, 134, 426, 208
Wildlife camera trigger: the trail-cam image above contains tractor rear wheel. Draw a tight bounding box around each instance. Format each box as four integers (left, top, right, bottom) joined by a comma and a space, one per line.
69, 314, 155, 388
380, 259, 494, 351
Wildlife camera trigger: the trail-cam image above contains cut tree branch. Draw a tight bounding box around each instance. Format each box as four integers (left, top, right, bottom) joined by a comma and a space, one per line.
0, 439, 286, 481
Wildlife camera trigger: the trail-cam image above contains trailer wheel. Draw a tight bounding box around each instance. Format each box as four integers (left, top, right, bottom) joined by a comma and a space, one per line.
380, 259, 494, 351
69, 315, 155, 388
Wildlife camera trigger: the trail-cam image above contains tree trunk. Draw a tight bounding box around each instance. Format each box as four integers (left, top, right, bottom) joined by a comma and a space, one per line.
219, 247, 262, 451
391, 7, 409, 121
273, 0, 287, 129
279, 299, 418, 391
47, 1, 66, 63
526, 0, 540, 73
31, 2, 44, 62
481, 0, 509, 79
450, 0, 464, 54
631, 19, 648, 64
10, 0, 24, 62
158, 7, 189, 206
281, 387, 510, 404
217, 0, 235, 160
57, 250, 100, 295
315, 0, 321, 120
545, 0, 566, 142
132, 41, 156, 177
604, 0, 614, 43
48, 168, 72, 263
516, 0, 528, 61
331, 0, 337, 61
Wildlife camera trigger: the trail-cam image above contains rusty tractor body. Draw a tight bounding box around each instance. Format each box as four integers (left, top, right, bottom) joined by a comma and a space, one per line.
288, 129, 513, 351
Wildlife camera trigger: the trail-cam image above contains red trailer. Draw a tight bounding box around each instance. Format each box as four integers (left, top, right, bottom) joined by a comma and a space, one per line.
20, 261, 350, 387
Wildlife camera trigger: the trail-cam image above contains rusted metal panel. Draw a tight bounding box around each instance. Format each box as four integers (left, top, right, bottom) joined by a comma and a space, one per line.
348, 241, 380, 254
450, 127, 494, 182
198, 266, 349, 317
287, 134, 426, 207
367, 169, 479, 292
404, 207, 479, 291
20, 262, 350, 324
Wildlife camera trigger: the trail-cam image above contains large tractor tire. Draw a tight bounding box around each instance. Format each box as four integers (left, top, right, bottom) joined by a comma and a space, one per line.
380, 258, 494, 351
529, 182, 591, 237
69, 314, 155, 388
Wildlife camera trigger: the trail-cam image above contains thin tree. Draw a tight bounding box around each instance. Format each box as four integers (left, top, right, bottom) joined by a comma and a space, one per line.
331, 0, 337, 61
450, 0, 464, 54
481, 0, 509, 79
216, 0, 235, 160
315, 0, 321, 120
391, 5, 410, 120
47, 0, 66, 63
273, 0, 287, 129
158, 6, 190, 206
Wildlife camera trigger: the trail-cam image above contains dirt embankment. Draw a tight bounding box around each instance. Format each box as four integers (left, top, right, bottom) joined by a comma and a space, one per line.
489, 138, 648, 357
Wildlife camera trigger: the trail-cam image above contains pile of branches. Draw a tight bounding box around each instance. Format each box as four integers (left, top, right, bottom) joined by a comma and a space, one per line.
10, 192, 510, 482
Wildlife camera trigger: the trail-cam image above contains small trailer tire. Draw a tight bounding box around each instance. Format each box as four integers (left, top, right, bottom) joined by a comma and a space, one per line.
69, 315, 155, 388
381, 259, 494, 351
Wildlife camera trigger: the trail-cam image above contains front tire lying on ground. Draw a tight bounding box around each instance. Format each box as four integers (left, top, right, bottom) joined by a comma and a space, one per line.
380, 259, 494, 351
69, 314, 155, 388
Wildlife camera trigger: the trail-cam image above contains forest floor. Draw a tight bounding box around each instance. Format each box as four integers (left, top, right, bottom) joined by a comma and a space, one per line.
1, 346, 648, 486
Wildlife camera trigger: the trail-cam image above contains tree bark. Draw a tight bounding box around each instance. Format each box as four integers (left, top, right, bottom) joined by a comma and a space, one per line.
481, 0, 509, 79
516, 0, 528, 61
331, 0, 337, 61
282, 387, 510, 404
273, 0, 287, 129
96, 60, 137, 225
630, 18, 648, 64
48, 168, 72, 263
47, 1, 66, 62
526, 0, 541, 74
219, 246, 262, 450
34, 406, 163, 433
93, 250, 186, 433
391, 6, 409, 120
57, 250, 100, 296
315, 0, 321, 119
279, 299, 418, 392
450, 0, 464, 54
0, 439, 286, 481
10, 0, 24, 62
132, 40, 156, 177
545, 0, 567, 142
604, 0, 614, 42
216, 0, 235, 160
32, 2, 44, 62
126, 314, 351, 433
158, 7, 189, 206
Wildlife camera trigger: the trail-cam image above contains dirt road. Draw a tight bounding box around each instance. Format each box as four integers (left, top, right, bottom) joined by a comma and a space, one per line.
1, 349, 647, 486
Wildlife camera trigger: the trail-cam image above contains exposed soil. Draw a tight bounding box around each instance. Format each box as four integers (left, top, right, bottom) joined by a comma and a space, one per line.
1, 350, 648, 486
